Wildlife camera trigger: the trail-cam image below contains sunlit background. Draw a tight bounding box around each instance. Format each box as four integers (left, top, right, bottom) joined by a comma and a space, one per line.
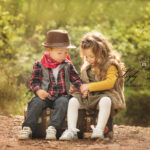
0, 0, 150, 126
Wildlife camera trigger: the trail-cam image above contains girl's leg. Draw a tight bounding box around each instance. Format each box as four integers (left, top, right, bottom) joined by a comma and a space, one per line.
91, 96, 111, 139
67, 97, 80, 130
97, 96, 112, 130
59, 97, 80, 140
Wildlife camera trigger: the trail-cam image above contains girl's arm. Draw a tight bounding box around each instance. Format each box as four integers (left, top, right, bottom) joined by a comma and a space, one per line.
89, 65, 118, 92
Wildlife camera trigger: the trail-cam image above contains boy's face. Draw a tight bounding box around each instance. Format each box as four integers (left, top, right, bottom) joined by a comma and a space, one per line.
83, 48, 96, 66
48, 48, 69, 63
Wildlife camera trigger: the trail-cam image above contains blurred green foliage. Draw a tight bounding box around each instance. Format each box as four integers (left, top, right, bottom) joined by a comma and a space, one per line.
0, 0, 150, 126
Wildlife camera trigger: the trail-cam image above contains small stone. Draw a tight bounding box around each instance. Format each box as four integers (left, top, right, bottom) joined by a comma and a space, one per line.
130, 129, 139, 134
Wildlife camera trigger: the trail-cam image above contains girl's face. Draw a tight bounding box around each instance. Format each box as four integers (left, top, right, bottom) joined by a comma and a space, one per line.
83, 48, 96, 65
47, 48, 69, 63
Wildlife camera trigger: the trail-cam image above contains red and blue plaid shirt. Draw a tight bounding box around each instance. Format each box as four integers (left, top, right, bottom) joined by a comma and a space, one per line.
30, 60, 82, 101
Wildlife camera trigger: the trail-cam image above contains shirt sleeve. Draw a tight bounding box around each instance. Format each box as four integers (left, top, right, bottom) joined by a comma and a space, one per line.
30, 61, 42, 93
69, 63, 83, 89
88, 65, 118, 92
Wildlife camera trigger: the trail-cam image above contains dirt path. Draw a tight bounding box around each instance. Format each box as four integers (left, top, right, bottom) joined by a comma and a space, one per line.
0, 115, 150, 150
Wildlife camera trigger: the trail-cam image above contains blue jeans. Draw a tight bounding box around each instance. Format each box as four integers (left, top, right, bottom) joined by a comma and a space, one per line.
22, 96, 68, 133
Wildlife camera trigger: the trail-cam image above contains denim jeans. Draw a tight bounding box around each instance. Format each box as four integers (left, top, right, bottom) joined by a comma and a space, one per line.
22, 96, 68, 133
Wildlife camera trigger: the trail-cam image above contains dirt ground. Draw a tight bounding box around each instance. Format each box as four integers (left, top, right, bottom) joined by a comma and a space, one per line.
0, 115, 150, 150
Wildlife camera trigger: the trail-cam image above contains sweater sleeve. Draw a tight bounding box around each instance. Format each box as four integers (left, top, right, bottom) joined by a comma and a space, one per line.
88, 65, 118, 92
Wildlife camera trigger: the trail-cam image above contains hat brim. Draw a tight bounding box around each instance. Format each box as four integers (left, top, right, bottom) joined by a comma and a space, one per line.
42, 42, 76, 49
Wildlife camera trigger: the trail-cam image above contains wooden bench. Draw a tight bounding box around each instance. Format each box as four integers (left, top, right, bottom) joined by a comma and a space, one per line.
24, 108, 113, 139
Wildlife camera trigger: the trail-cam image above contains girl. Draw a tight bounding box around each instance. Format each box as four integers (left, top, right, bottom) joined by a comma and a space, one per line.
60, 32, 126, 140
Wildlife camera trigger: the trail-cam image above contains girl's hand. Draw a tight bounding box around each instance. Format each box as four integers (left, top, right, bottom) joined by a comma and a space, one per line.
36, 89, 49, 100
69, 85, 79, 94
80, 84, 89, 93
82, 90, 88, 98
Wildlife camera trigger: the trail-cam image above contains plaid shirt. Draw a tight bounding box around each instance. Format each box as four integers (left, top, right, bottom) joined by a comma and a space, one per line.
30, 60, 82, 101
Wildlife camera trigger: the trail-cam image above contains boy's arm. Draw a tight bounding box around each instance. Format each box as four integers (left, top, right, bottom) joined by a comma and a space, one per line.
30, 61, 42, 94
69, 63, 82, 89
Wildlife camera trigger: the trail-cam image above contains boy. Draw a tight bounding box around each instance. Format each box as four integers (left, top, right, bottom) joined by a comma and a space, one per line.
18, 30, 82, 140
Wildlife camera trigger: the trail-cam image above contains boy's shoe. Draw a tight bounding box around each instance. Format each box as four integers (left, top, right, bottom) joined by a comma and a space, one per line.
45, 126, 56, 140
91, 125, 104, 139
59, 128, 79, 141
18, 127, 32, 140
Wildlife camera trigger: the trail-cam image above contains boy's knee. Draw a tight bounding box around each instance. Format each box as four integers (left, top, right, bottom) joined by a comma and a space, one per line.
30, 97, 45, 107
61, 98, 68, 106
56, 97, 68, 107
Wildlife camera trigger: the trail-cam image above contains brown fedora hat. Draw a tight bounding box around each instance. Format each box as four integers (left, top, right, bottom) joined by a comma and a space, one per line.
42, 29, 76, 49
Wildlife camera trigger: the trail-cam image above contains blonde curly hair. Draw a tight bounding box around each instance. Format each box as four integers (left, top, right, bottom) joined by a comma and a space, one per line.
80, 32, 125, 78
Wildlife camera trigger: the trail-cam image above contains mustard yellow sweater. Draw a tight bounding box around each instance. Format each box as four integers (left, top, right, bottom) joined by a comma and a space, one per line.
88, 65, 118, 92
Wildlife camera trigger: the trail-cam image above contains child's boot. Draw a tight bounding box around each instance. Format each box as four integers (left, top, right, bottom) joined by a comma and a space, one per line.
45, 126, 56, 140
18, 127, 32, 140
91, 125, 104, 139
59, 128, 79, 141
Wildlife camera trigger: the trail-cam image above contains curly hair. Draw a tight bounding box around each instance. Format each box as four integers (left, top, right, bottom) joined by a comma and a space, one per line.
80, 32, 125, 77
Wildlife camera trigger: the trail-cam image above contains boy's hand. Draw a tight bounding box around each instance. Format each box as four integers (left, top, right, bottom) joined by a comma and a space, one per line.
80, 84, 89, 93
36, 89, 49, 100
69, 85, 80, 94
